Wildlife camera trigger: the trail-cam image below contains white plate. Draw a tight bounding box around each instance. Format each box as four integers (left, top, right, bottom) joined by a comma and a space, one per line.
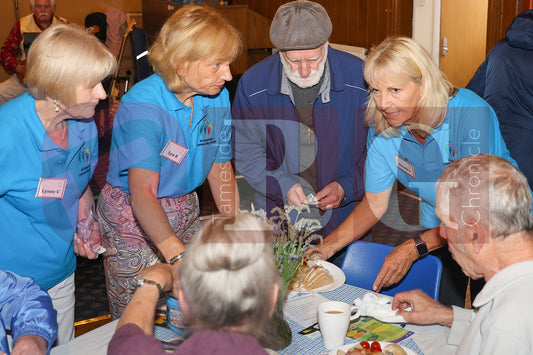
295, 260, 346, 293
330, 341, 416, 355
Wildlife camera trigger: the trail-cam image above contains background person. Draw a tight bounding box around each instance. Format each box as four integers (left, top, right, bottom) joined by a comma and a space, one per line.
97, 4, 242, 320
0, 0, 68, 105
0, 269, 57, 355
232, 0, 368, 265
107, 214, 279, 354
466, 9, 533, 190
311, 36, 517, 306
391, 154, 533, 354
0, 24, 116, 344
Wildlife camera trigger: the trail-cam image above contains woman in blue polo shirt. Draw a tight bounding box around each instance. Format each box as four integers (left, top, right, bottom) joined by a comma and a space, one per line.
313, 37, 518, 304
96, 5, 242, 319
0, 24, 116, 344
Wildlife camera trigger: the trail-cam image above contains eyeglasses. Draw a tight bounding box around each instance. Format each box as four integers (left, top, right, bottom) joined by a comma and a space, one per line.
282, 47, 324, 67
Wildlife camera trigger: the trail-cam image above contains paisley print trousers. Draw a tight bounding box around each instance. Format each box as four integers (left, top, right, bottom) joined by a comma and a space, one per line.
96, 183, 200, 319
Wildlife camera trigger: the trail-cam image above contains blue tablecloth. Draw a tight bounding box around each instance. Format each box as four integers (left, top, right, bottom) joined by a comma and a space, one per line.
279, 284, 424, 355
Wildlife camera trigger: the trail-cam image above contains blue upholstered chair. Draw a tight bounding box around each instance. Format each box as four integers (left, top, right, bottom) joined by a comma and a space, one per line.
341, 241, 443, 300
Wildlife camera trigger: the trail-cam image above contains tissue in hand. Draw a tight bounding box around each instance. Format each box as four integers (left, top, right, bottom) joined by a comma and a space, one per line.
353, 293, 408, 323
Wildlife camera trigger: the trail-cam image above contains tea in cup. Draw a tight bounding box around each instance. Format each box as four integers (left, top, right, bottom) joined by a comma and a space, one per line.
317, 301, 360, 350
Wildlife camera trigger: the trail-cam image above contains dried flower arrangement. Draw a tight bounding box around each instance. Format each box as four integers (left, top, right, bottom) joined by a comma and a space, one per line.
245, 203, 324, 349
247, 204, 323, 300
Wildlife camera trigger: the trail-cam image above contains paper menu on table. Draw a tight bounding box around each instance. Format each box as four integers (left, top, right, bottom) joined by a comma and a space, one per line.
283, 293, 330, 328
347, 316, 414, 343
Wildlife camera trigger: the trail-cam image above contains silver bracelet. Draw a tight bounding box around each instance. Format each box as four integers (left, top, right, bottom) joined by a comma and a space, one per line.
168, 251, 185, 265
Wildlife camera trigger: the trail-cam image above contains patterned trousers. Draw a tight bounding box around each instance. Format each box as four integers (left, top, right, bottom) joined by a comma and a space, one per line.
96, 184, 200, 319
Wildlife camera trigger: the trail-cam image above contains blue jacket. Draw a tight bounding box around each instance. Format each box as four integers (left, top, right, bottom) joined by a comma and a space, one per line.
467, 10, 533, 188
232, 47, 368, 235
0, 270, 57, 354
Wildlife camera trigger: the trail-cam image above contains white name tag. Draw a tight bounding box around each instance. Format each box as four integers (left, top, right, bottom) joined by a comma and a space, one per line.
35, 178, 67, 199
394, 155, 415, 178
160, 140, 188, 165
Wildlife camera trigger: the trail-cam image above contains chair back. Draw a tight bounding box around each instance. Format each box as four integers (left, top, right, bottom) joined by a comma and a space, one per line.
130, 28, 152, 83
341, 241, 442, 300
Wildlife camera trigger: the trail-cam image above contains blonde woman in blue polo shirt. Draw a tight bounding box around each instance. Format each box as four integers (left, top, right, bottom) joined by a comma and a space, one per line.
96, 5, 242, 320
312, 36, 518, 306
0, 24, 116, 344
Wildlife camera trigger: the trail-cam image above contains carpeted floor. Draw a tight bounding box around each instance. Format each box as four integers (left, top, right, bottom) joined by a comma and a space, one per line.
75, 256, 109, 322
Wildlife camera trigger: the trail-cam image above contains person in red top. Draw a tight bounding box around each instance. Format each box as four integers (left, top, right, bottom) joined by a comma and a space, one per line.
0, 0, 67, 105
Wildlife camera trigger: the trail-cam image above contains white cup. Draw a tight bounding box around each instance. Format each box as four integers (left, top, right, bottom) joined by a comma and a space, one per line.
317, 301, 360, 350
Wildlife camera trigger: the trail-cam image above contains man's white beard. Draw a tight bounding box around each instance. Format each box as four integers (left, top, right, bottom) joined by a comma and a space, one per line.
280, 46, 328, 89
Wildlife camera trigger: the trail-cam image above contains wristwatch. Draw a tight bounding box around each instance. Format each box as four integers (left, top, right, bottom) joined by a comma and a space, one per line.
136, 278, 163, 294
413, 235, 429, 257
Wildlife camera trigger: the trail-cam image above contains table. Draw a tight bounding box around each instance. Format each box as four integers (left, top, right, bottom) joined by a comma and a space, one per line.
51, 284, 456, 355
280, 284, 456, 355
50, 320, 118, 355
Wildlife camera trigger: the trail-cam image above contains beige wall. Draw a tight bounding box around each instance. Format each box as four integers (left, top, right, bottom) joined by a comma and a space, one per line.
412, 0, 441, 65
0, 0, 142, 81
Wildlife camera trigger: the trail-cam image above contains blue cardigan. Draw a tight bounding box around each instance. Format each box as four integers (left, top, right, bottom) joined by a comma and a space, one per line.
232, 47, 368, 234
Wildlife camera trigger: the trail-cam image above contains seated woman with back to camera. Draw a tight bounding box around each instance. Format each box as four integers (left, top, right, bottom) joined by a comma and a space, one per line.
107, 214, 280, 354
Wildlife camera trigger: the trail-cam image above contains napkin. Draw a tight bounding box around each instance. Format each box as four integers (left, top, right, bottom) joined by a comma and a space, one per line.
353, 293, 408, 323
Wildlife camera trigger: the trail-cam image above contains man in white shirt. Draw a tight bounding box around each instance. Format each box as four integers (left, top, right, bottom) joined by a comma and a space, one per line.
391, 154, 533, 354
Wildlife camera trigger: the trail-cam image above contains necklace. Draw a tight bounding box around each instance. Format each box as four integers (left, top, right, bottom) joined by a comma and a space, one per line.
59, 122, 68, 141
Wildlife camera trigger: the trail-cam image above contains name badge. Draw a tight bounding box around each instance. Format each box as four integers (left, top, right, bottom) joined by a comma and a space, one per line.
160, 140, 188, 165
394, 155, 415, 178
35, 178, 67, 199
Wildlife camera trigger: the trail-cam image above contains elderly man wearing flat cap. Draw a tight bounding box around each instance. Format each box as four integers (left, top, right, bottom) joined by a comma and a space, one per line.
233, 0, 368, 264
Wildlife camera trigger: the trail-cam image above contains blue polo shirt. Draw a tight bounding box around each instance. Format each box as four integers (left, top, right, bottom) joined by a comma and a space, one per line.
365, 88, 517, 228
107, 74, 233, 197
0, 93, 98, 289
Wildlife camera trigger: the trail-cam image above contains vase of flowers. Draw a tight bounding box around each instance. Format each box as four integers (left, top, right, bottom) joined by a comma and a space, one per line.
248, 204, 323, 350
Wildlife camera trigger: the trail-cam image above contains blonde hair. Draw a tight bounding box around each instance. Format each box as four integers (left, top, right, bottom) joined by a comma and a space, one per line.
149, 4, 243, 93
177, 214, 279, 337
25, 24, 116, 107
364, 36, 454, 136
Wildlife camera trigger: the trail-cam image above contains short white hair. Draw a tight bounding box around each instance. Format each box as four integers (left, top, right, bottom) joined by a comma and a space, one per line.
30, 0, 55, 10
437, 154, 533, 238
177, 214, 279, 337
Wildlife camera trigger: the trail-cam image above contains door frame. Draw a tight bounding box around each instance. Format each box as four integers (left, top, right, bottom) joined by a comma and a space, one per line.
412, 0, 441, 66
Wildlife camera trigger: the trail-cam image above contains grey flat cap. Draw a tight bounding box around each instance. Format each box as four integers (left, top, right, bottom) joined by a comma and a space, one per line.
270, 0, 332, 50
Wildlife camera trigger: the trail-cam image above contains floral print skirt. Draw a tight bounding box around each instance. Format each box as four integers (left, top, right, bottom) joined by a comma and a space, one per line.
96, 183, 200, 319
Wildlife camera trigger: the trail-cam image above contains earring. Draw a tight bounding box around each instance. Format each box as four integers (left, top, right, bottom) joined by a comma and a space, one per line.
53, 99, 60, 113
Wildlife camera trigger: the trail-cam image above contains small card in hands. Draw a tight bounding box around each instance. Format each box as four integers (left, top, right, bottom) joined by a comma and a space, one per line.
306, 193, 319, 206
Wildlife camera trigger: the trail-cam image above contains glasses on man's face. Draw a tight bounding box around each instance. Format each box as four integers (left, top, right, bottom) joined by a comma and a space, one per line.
282, 48, 324, 67
34, 4, 52, 9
